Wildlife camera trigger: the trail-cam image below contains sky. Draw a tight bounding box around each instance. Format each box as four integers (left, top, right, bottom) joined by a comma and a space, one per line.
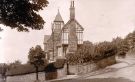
0, 0, 135, 63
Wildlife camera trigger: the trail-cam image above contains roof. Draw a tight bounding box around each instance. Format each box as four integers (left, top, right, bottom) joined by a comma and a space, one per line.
44, 35, 51, 44
54, 10, 63, 22
62, 19, 84, 31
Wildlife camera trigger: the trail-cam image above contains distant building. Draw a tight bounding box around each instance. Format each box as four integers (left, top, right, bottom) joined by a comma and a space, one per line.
43, 1, 84, 61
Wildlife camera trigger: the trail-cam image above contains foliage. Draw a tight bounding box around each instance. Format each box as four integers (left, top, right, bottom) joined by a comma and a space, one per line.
0, 0, 48, 32
76, 41, 94, 63
54, 59, 65, 69
66, 52, 78, 65
6, 63, 45, 76
66, 31, 135, 64
93, 41, 117, 60
0, 27, 3, 32
14, 60, 22, 65
28, 45, 45, 80
125, 31, 135, 49
28, 45, 45, 67
66, 41, 118, 64
0, 63, 7, 77
7, 60, 22, 70
66, 41, 94, 64
117, 40, 129, 58
112, 37, 123, 47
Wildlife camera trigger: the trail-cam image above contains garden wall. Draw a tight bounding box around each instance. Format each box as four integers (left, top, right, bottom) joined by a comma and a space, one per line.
6, 72, 44, 82
6, 56, 116, 82
69, 55, 116, 75
6, 68, 66, 82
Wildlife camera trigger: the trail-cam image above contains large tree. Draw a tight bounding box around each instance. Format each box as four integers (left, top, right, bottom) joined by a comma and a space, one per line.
0, 0, 48, 32
28, 45, 45, 81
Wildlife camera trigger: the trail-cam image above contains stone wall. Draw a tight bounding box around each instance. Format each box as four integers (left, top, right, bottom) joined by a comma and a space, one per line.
6, 56, 116, 82
68, 55, 116, 75
6, 68, 66, 82
96, 55, 116, 68
57, 66, 66, 78
68, 63, 97, 75
6, 72, 45, 82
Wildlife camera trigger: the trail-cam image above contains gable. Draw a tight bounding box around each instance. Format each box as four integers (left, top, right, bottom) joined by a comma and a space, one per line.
62, 19, 84, 31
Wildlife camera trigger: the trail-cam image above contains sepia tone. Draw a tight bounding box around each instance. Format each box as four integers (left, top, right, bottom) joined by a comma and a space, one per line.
1, 0, 135, 82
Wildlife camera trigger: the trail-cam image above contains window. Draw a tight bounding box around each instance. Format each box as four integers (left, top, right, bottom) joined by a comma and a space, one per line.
76, 24, 83, 44
62, 29, 69, 44
76, 31, 83, 44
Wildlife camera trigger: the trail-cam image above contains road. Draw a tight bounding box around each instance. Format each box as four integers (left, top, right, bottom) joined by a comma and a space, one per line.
84, 57, 135, 81
50, 78, 133, 82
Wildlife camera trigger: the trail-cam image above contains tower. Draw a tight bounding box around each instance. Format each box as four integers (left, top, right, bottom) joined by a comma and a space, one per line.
51, 10, 64, 60
52, 9, 64, 33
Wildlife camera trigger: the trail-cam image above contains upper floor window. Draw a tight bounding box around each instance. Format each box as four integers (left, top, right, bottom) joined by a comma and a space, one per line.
62, 29, 69, 44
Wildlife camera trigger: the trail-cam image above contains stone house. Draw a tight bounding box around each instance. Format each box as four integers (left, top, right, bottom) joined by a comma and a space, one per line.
44, 1, 84, 62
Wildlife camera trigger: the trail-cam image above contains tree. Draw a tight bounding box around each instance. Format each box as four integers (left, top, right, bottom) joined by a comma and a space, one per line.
76, 41, 94, 63
112, 37, 123, 47
117, 40, 130, 58
66, 41, 94, 65
0, 27, 3, 39
0, 27, 3, 32
14, 60, 22, 65
94, 41, 117, 60
28, 45, 45, 81
0, 0, 48, 32
125, 31, 135, 49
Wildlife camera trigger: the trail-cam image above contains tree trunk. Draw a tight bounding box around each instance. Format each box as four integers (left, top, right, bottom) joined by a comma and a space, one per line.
36, 66, 39, 80
67, 62, 69, 75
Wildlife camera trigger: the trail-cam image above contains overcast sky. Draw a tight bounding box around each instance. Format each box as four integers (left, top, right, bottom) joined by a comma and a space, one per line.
0, 0, 135, 63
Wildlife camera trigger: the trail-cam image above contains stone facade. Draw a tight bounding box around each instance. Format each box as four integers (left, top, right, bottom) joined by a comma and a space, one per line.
44, 1, 84, 62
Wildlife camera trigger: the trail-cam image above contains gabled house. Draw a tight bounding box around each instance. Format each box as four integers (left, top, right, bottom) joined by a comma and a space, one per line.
44, 1, 84, 62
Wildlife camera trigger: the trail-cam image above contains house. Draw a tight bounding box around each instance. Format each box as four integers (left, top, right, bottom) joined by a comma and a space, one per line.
44, 1, 84, 62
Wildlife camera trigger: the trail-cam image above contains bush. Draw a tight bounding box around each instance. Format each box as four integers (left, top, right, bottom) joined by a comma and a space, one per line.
66, 41, 117, 64
6, 64, 45, 76
93, 41, 117, 61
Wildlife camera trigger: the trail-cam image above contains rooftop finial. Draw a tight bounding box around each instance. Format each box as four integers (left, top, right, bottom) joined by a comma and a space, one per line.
58, 7, 60, 13
54, 8, 63, 22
